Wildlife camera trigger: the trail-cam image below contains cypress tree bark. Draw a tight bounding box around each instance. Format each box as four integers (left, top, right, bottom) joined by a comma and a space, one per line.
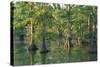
66, 5, 73, 48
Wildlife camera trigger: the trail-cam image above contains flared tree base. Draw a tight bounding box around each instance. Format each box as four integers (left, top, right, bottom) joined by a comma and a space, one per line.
28, 44, 38, 51
40, 49, 50, 54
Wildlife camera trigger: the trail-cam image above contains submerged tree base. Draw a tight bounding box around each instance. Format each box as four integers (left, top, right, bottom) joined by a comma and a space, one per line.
28, 44, 38, 51
40, 50, 50, 54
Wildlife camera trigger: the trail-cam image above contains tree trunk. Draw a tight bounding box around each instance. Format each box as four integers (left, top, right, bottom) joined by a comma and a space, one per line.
88, 15, 90, 33
40, 22, 49, 53
66, 5, 73, 48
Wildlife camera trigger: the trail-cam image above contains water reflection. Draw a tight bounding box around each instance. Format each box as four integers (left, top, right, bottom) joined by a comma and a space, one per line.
27, 50, 37, 65
66, 48, 72, 62
14, 39, 97, 65
41, 53, 47, 64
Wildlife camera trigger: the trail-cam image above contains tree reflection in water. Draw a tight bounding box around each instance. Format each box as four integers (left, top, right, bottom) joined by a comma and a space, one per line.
41, 53, 47, 64
27, 50, 37, 65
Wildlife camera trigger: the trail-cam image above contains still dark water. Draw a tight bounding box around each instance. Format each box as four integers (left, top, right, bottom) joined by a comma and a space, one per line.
13, 40, 97, 66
